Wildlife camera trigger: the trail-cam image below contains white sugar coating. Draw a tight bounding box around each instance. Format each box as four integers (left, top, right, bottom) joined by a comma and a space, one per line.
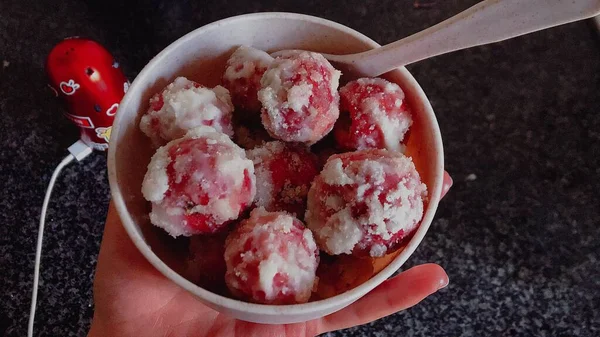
320, 158, 353, 186
340, 78, 412, 152
175, 127, 254, 222
369, 244, 387, 257
141, 126, 256, 237
246, 141, 286, 210
305, 150, 427, 257
224, 208, 319, 304
324, 195, 344, 210
223, 46, 273, 81
258, 51, 341, 144
141, 145, 170, 202
360, 98, 411, 152
259, 61, 291, 130
287, 83, 313, 112
246, 141, 318, 216
148, 203, 193, 237
212, 85, 233, 111
278, 183, 310, 209
319, 206, 363, 255
223, 46, 274, 113
139, 77, 233, 146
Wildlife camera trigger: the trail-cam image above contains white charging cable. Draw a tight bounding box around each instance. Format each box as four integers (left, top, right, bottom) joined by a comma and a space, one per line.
28, 140, 94, 337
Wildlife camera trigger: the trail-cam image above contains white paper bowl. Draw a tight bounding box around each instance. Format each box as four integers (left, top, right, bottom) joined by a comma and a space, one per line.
107, 12, 444, 324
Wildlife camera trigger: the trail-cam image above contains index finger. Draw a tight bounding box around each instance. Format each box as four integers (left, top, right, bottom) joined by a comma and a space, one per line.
317, 263, 448, 334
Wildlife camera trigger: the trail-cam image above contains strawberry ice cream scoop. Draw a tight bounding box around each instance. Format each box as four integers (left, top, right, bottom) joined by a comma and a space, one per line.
258, 51, 341, 144
247, 141, 319, 217
224, 208, 319, 304
139, 77, 234, 146
222, 46, 273, 114
334, 78, 412, 152
305, 149, 427, 257
141, 126, 256, 237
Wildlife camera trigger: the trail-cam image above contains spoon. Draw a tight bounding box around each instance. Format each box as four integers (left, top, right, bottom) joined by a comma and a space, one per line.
273, 0, 600, 77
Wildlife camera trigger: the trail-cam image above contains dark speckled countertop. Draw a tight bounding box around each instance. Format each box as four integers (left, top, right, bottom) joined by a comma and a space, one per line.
1, 0, 599, 336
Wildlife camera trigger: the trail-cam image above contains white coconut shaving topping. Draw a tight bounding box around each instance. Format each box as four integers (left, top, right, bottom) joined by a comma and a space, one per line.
246, 141, 313, 214
141, 145, 170, 202
369, 244, 387, 257
258, 52, 341, 144
360, 97, 412, 152
139, 77, 233, 146
306, 151, 427, 256
343, 78, 412, 152
320, 207, 363, 255
287, 83, 314, 112
246, 141, 285, 210
259, 58, 295, 132
225, 208, 318, 303
148, 203, 193, 237
320, 158, 354, 186
141, 126, 255, 237
224, 46, 273, 80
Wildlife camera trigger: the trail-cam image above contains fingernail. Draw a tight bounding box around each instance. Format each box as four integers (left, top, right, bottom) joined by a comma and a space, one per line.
441, 171, 453, 199
438, 276, 449, 290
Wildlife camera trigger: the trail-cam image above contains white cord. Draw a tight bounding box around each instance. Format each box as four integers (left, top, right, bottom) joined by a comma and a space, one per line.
28, 140, 93, 337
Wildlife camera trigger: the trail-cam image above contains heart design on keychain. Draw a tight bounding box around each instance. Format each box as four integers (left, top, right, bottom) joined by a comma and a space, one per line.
59, 79, 80, 95
106, 103, 119, 116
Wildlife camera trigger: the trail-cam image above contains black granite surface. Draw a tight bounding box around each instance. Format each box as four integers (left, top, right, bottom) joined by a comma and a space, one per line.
1, 0, 599, 336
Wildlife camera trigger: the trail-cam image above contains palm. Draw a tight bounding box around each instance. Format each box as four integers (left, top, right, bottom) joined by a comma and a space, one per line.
89, 204, 447, 337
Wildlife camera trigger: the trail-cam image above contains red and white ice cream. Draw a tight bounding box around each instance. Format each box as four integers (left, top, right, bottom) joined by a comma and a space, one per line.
334, 78, 412, 151
222, 46, 273, 114
141, 126, 256, 237
224, 208, 319, 304
246, 141, 319, 217
140, 77, 234, 146
305, 149, 427, 257
258, 51, 341, 144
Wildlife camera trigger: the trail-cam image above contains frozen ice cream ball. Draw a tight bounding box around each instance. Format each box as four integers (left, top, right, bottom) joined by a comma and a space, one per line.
140, 77, 234, 146
247, 141, 319, 217
224, 208, 319, 304
259, 51, 341, 144
334, 78, 412, 152
222, 46, 274, 114
305, 149, 426, 257
142, 126, 256, 237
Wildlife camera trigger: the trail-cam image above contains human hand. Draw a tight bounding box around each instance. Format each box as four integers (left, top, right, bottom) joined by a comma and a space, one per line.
88, 203, 449, 337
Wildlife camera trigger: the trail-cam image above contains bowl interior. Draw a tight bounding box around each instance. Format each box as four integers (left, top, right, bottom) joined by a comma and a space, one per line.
108, 13, 443, 323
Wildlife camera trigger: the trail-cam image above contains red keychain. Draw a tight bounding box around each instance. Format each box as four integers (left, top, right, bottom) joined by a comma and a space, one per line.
29, 38, 130, 337
46, 37, 129, 150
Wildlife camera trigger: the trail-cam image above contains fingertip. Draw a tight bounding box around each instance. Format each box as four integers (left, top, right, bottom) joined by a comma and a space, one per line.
429, 263, 449, 290
420, 263, 448, 288
391, 263, 449, 293
441, 171, 453, 199
317, 263, 449, 334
